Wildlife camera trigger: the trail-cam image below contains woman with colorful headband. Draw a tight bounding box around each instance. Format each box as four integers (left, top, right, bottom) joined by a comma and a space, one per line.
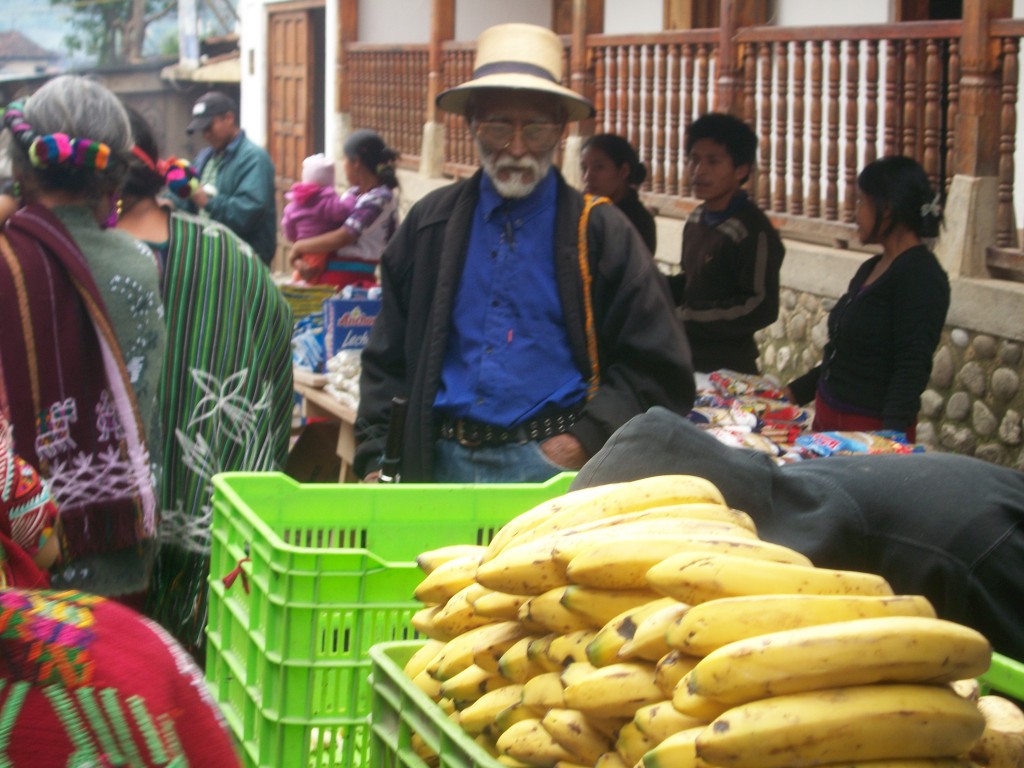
0, 75, 165, 599
116, 106, 294, 659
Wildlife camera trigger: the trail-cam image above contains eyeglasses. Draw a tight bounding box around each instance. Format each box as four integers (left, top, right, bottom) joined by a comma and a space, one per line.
473, 120, 563, 153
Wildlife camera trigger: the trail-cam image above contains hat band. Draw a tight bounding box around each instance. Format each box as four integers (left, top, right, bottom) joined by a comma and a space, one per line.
472, 61, 559, 84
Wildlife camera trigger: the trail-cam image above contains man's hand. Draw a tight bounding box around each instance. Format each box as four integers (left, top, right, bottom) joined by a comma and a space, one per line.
362, 470, 382, 483
191, 187, 210, 209
540, 433, 588, 470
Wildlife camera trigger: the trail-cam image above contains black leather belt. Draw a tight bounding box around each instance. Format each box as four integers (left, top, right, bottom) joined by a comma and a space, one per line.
437, 405, 583, 448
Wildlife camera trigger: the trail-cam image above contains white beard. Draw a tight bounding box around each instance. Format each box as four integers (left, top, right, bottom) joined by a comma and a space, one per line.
479, 144, 555, 199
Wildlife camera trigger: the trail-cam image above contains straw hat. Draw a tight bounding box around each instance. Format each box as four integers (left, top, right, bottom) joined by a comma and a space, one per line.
436, 23, 595, 122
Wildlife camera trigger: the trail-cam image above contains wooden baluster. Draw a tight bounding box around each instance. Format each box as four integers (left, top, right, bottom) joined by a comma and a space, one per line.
741, 40, 757, 202
945, 39, 960, 200
681, 43, 695, 196
791, 41, 805, 217
826, 39, 841, 221
630, 45, 643, 147
902, 39, 920, 157
885, 39, 900, 157
758, 41, 772, 211
668, 43, 681, 196
998, 36, 1018, 247
864, 40, 879, 167
923, 38, 943, 190
655, 43, 668, 193
697, 43, 710, 118
594, 45, 606, 132
844, 39, 860, 224
616, 45, 628, 136
808, 40, 823, 219
643, 44, 656, 190
773, 41, 789, 215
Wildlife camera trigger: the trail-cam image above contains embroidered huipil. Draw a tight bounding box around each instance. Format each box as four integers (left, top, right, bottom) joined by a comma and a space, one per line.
434, 170, 586, 427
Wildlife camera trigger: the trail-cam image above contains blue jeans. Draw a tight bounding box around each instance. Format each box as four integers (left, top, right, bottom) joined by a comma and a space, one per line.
433, 439, 571, 483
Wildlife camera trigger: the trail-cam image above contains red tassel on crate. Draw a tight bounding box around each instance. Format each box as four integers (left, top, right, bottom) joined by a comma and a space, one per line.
222, 557, 251, 594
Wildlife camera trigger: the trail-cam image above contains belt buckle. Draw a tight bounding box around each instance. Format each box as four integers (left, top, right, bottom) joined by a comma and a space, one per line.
456, 420, 482, 448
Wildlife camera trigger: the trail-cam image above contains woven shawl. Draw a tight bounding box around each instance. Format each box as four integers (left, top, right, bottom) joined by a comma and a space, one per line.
0, 204, 157, 594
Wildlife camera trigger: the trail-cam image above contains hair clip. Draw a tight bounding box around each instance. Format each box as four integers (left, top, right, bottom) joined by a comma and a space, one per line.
3, 101, 37, 149
158, 156, 200, 199
920, 192, 942, 219
131, 144, 158, 172
28, 133, 110, 172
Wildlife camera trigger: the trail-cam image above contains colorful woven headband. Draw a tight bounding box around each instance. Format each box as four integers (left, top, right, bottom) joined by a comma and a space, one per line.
4, 99, 112, 173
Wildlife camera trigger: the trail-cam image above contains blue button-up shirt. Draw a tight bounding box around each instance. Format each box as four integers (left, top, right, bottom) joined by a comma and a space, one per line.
434, 169, 587, 427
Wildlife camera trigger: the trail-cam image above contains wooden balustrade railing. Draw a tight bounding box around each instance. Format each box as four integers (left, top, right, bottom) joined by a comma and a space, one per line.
347, 44, 429, 166
344, 22, 1024, 280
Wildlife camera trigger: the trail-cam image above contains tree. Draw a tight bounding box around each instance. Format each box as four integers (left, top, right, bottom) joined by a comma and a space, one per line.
51, 0, 176, 64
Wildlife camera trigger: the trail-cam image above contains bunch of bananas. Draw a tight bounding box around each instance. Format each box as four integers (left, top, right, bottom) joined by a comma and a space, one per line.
403, 475, 1024, 768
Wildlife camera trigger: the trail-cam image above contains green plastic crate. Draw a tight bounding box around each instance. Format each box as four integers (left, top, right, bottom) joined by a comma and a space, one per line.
205, 471, 575, 768
368, 641, 1024, 768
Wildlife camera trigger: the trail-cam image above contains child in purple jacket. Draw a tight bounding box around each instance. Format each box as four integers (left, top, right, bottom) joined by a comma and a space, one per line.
281, 153, 355, 284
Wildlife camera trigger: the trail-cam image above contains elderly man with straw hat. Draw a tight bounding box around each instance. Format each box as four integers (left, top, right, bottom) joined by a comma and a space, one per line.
355, 23, 695, 483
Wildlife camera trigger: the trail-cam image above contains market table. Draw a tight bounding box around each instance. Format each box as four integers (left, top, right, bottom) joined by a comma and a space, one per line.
293, 368, 357, 482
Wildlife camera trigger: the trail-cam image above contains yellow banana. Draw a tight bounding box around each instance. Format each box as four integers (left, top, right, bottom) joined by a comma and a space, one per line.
614, 720, 658, 766
950, 677, 980, 701
459, 684, 527, 735
809, 761, 971, 767
411, 604, 456, 641
671, 672, 730, 721
476, 536, 573, 596
498, 636, 546, 683
593, 752, 630, 768
470, 621, 533, 674
411, 667, 443, 700
414, 551, 483, 605
559, 585, 662, 628
496, 718, 578, 766
686, 615, 992, 705
695, 683, 986, 768
438, 663, 510, 705
416, 543, 488, 575
470, 589, 532, 621
430, 620, 527, 681
475, 733, 500, 758
491, 700, 546, 739
563, 661, 664, 719
965, 694, 1024, 768
618, 601, 690, 662
504, 475, 729, 552
496, 756, 532, 768
586, 597, 679, 667
410, 732, 438, 764
543, 629, 599, 669
522, 671, 567, 710
402, 638, 446, 680
432, 582, 496, 637
655, 649, 700, 697
519, 588, 595, 634
482, 483, 630, 562
632, 700, 705, 743
668, 593, 936, 656
527, 634, 567, 673
553, 763, 592, 768
566, 534, 809, 590
640, 725, 708, 768
560, 660, 600, 689
646, 551, 893, 605
541, 708, 614, 764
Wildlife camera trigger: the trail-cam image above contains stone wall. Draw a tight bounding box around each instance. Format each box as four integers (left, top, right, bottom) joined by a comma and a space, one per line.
753, 279, 1024, 471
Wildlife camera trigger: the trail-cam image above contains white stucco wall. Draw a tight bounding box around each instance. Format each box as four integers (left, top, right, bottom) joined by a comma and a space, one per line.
775, 0, 889, 26
604, 0, 662, 34
454, 0, 551, 42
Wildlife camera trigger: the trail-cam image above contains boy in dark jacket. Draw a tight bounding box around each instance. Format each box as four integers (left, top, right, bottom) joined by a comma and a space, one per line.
669, 113, 784, 374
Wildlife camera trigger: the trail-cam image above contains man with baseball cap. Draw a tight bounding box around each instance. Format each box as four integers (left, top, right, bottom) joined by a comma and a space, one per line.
355, 23, 694, 483
177, 91, 277, 265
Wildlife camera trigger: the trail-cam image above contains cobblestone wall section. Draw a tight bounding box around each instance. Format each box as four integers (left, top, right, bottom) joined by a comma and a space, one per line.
756, 288, 1024, 470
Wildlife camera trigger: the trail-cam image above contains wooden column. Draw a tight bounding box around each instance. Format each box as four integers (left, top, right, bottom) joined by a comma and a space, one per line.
954, 0, 1010, 176
715, 0, 740, 114
335, 0, 357, 115
570, 0, 604, 138
426, 0, 454, 125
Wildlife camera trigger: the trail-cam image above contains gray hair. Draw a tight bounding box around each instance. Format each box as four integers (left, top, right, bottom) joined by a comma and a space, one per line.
10, 75, 132, 197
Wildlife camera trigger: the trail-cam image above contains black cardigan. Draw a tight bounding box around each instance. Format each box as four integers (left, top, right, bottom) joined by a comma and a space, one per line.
788, 245, 950, 432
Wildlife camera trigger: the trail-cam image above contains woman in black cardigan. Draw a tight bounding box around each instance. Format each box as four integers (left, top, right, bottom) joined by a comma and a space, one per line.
784, 156, 950, 441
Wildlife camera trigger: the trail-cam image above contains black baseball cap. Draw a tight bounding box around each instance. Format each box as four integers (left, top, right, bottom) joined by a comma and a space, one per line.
186, 91, 236, 134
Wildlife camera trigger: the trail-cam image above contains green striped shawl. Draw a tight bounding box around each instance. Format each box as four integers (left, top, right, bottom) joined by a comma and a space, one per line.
147, 212, 293, 658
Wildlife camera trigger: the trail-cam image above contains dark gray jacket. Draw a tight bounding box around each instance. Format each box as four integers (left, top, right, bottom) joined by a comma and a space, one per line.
356, 169, 695, 481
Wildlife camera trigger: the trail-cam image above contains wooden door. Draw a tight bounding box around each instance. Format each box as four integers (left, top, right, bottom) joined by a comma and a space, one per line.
267, 3, 325, 272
